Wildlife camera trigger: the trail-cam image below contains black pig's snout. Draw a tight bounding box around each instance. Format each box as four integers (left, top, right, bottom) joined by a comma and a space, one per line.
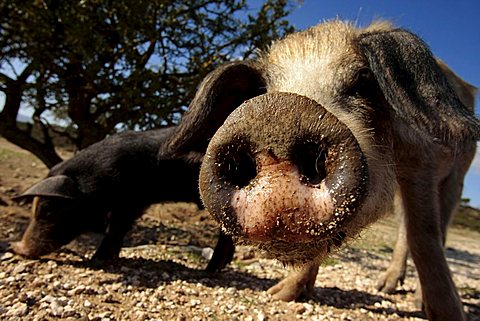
200, 92, 368, 244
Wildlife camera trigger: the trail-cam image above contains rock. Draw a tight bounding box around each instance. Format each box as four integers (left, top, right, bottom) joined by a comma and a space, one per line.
201, 247, 214, 261
50, 299, 65, 316
12, 263, 27, 274
6, 302, 28, 317
1, 252, 14, 261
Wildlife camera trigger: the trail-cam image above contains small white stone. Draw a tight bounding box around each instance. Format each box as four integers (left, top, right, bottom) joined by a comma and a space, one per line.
6, 302, 28, 317
201, 247, 214, 261
1, 252, 14, 261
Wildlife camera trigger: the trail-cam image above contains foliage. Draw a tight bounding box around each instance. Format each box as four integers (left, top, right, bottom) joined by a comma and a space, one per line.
0, 0, 294, 167
452, 205, 480, 233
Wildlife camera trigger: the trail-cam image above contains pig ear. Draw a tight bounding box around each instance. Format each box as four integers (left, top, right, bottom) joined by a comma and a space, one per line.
12, 175, 82, 201
358, 29, 480, 145
435, 58, 477, 111
160, 61, 266, 158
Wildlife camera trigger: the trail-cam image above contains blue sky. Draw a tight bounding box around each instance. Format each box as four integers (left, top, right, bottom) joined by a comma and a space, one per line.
259, 0, 480, 207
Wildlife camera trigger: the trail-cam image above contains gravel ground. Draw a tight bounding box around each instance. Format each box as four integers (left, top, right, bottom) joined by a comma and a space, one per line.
0, 138, 479, 321
1, 203, 479, 321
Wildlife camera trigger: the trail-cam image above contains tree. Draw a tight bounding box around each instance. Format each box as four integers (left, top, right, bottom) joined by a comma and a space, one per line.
0, 0, 294, 168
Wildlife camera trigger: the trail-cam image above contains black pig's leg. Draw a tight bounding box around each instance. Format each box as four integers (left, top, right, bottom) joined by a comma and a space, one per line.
205, 231, 235, 272
91, 209, 140, 263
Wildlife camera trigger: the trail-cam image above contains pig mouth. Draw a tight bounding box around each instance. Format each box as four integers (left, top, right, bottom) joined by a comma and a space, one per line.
200, 92, 369, 258
237, 230, 348, 265
10, 217, 79, 258
11, 238, 63, 258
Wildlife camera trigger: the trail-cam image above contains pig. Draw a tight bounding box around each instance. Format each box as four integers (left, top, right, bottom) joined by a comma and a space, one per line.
159, 20, 480, 320
12, 127, 234, 271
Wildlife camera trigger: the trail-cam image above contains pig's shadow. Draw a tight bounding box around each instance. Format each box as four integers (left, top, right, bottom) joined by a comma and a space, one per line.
55, 222, 278, 292
63, 255, 278, 292
6, 241, 427, 319
55, 256, 424, 319
310, 287, 424, 319
445, 246, 480, 265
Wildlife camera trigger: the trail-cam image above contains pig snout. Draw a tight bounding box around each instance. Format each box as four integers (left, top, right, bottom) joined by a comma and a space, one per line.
10, 240, 34, 257
11, 197, 78, 258
229, 151, 334, 242
11, 235, 61, 258
200, 92, 368, 248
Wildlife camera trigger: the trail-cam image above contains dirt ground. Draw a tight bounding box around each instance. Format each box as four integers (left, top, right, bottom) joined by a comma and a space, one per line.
0, 137, 479, 321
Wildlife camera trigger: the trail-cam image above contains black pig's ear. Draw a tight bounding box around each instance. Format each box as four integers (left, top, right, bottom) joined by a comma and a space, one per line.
160, 61, 266, 158
12, 175, 82, 201
358, 29, 480, 146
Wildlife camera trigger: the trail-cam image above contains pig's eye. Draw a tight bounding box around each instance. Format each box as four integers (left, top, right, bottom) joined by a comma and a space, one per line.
346, 68, 376, 99
34, 198, 70, 219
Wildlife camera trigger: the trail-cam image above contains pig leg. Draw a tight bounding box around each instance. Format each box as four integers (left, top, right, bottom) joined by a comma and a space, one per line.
196, 199, 235, 272
91, 210, 140, 263
413, 171, 465, 308
376, 216, 408, 293
267, 260, 320, 301
400, 174, 465, 321
438, 171, 463, 246
205, 231, 235, 272
376, 192, 409, 293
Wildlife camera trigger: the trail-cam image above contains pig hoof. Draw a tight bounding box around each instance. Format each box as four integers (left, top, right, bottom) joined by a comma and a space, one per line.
204, 235, 235, 273
376, 275, 399, 293
204, 257, 229, 273
376, 271, 404, 294
10, 241, 36, 258
267, 279, 305, 302
10, 242, 23, 255
90, 252, 119, 266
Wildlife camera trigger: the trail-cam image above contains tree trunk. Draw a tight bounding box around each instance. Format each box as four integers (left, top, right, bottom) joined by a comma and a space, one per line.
65, 61, 107, 150
0, 65, 63, 169
0, 123, 63, 169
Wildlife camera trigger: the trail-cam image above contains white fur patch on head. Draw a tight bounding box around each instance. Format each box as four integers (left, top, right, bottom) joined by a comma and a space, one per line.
263, 20, 395, 106
258, 20, 398, 242
264, 21, 361, 103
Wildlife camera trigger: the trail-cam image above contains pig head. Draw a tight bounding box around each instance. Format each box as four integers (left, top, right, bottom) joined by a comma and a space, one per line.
162, 20, 480, 320
12, 175, 92, 257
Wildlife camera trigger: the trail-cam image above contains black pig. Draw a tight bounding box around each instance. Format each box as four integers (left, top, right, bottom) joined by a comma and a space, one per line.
12, 127, 233, 271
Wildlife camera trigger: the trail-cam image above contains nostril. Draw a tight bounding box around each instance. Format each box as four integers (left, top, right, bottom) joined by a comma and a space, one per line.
218, 146, 257, 188
292, 142, 327, 186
